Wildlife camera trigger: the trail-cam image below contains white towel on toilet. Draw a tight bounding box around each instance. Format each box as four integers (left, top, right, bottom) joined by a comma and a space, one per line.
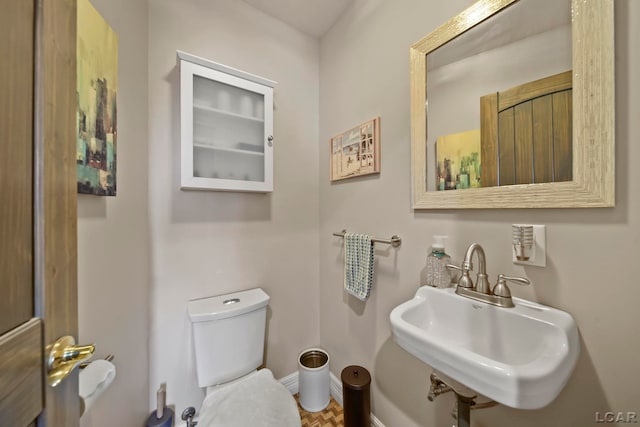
198, 369, 301, 427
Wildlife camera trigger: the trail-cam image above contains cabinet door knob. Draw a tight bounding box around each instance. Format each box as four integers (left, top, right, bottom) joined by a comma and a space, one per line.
267, 135, 273, 147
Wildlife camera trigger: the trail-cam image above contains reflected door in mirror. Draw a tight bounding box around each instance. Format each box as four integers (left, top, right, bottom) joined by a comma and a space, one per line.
480, 70, 572, 187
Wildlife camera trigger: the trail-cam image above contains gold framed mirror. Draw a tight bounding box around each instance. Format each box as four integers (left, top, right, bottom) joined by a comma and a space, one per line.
410, 0, 614, 209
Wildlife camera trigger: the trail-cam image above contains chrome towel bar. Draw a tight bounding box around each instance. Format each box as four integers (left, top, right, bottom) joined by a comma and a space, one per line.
333, 229, 402, 248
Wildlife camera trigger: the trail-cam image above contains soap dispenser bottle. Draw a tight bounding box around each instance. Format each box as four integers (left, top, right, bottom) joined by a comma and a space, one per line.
426, 235, 452, 288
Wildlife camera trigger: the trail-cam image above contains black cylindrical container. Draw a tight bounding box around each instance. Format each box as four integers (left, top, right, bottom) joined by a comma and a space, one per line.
341, 365, 371, 427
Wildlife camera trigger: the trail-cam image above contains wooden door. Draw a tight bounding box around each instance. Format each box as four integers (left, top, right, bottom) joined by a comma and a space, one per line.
0, 0, 79, 426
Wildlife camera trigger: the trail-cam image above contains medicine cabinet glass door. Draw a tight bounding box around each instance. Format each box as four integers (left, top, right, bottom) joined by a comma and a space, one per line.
178, 51, 275, 192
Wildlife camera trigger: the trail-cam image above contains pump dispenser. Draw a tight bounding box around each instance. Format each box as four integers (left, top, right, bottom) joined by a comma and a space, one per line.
426, 235, 452, 288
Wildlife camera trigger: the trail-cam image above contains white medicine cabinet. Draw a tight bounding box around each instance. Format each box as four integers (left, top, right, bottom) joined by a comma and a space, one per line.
178, 51, 275, 192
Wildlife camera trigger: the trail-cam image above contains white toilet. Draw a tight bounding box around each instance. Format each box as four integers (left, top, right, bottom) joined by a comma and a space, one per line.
187, 288, 301, 427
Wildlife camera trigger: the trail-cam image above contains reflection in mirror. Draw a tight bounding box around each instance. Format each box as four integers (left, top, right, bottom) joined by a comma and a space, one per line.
409, 0, 614, 209
427, 0, 571, 191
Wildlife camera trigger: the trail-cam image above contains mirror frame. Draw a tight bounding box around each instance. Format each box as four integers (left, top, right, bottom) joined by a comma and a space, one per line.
410, 0, 614, 209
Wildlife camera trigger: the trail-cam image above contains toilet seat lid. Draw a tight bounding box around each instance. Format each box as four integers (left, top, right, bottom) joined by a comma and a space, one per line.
198, 369, 300, 427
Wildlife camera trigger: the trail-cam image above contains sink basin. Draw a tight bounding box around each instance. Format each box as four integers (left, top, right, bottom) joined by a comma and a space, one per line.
390, 286, 579, 409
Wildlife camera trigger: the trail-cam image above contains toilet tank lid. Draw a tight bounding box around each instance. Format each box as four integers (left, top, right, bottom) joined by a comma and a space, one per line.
188, 288, 270, 322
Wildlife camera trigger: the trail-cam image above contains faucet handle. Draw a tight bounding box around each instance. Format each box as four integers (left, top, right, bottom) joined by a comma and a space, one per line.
500, 275, 531, 286
493, 274, 530, 298
446, 263, 474, 289
445, 264, 463, 287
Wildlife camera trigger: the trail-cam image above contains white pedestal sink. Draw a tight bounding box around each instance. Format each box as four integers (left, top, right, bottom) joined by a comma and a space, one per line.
390, 286, 579, 409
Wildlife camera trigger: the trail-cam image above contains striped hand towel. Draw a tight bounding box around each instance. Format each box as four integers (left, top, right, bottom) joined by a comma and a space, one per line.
344, 233, 374, 301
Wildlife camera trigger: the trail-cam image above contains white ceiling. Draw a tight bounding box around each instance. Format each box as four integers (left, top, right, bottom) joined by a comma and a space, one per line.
242, 0, 354, 38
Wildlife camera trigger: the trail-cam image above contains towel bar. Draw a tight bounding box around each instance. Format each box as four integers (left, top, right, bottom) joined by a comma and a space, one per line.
333, 229, 401, 248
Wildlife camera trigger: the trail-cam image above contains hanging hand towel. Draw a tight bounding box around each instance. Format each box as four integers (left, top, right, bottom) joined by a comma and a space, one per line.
344, 233, 375, 301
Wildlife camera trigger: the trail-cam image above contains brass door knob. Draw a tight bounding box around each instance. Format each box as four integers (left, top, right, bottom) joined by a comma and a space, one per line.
47, 336, 95, 387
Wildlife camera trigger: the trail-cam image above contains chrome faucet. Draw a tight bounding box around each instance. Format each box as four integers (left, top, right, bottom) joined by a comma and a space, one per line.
447, 243, 530, 308
458, 243, 491, 294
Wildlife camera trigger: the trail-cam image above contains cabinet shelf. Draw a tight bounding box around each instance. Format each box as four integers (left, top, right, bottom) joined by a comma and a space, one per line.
193, 142, 265, 157
193, 103, 264, 123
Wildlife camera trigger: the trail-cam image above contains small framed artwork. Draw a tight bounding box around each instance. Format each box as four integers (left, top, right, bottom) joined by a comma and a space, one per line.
330, 117, 380, 181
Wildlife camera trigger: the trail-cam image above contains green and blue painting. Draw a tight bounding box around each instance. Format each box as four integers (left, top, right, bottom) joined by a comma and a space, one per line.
76, 0, 118, 196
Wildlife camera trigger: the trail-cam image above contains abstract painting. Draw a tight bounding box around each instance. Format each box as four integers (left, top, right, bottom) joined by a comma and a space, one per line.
435, 129, 481, 191
330, 117, 380, 181
76, 0, 118, 195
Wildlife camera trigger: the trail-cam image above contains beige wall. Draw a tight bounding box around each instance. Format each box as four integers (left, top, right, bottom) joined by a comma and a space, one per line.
77, 0, 150, 426
319, 1, 640, 426
147, 0, 321, 417
75, 0, 639, 425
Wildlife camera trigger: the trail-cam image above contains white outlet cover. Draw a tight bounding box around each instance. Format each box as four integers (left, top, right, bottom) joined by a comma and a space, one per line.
513, 224, 546, 267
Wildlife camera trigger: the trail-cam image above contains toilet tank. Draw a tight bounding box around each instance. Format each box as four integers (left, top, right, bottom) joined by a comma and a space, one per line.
188, 288, 270, 387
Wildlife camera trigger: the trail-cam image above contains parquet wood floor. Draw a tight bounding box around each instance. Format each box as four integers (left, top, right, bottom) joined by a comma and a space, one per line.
295, 394, 344, 427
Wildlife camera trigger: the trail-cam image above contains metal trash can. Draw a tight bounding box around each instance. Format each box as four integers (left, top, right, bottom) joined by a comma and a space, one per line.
298, 348, 330, 412
341, 365, 371, 427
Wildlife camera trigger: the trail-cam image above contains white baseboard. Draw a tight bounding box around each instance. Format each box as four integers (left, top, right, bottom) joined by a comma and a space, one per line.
329, 372, 344, 405
369, 413, 385, 427
279, 371, 385, 427
279, 371, 299, 394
